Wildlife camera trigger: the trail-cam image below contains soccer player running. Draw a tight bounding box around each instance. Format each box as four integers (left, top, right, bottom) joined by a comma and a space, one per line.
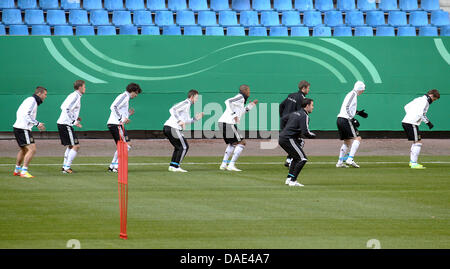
12, 86, 47, 178
336, 81, 368, 168
218, 84, 258, 172
107, 83, 142, 172
278, 98, 316, 187
279, 80, 311, 167
56, 80, 85, 174
163, 90, 204, 172
401, 89, 440, 169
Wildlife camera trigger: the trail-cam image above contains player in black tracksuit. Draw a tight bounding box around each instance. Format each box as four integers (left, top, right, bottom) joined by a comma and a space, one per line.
279, 98, 316, 187
279, 80, 311, 167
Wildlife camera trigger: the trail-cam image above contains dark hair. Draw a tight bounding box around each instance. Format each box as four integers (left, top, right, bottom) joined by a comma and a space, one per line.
427, 89, 440, 99
298, 80, 310, 91
126, 83, 142, 94
35, 86, 47, 95
188, 89, 199, 98
301, 98, 313, 108
73, 80, 85, 90
239, 84, 249, 92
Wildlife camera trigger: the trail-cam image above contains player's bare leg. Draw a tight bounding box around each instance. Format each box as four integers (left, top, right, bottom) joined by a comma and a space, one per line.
20, 144, 36, 178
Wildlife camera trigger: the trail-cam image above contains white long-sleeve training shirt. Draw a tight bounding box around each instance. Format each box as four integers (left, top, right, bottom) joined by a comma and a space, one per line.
57, 91, 82, 126
13, 96, 40, 131
337, 89, 359, 119
402, 95, 431, 126
107, 91, 131, 125
218, 93, 255, 125
164, 98, 196, 130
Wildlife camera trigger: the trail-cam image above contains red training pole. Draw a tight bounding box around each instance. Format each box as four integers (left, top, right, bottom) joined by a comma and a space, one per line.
118, 125, 128, 240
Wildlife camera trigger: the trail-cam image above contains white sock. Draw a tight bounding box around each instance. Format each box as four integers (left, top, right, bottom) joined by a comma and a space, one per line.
410, 143, 422, 163
14, 165, 21, 173
222, 144, 235, 165
338, 144, 349, 164
66, 149, 78, 168
347, 140, 360, 161
230, 144, 245, 166
63, 147, 70, 168
111, 150, 118, 169
21, 166, 28, 174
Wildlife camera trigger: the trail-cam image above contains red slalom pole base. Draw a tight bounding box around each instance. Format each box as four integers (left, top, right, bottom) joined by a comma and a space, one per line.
119, 233, 128, 240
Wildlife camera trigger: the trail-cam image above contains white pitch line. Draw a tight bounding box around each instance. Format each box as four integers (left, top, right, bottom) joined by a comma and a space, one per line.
0, 161, 449, 167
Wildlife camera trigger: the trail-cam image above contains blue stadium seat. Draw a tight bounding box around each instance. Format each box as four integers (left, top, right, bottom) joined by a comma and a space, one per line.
25, 9, 45, 25
399, 0, 419, 11
357, 0, 377, 11
46, 10, 67, 25
54, 25, 74, 35
274, 0, 294, 11
0, 0, 15, 9
337, 0, 356, 11
376, 26, 395, 36
409, 11, 429, 27
294, 0, 314, 11
198, 11, 218, 26
441, 25, 450, 36
184, 25, 203, 35
366, 11, 386, 26
176, 10, 196, 26
397, 26, 416, 36
76, 25, 95, 35
119, 25, 138, 35
388, 11, 408, 27
9, 25, 29, 35
313, 26, 331, 36
104, 0, 126, 11
419, 26, 437, 36
253, 0, 272, 11
315, 0, 335, 11
379, 0, 399, 11
83, 0, 103, 10
239, 11, 259, 26
147, 0, 168, 11
333, 26, 352, 36
303, 11, 323, 27
324, 11, 344, 27
112, 11, 132, 26
226, 26, 245, 36
2, 9, 23, 25
168, 0, 188, 11
90, 10, 111, 26
18, 0, 38, 10
134, 10, 154, 26
269, 26, 289, 36
61, 0, 81, 9
355, 26, 373, 36
431, 10, 450, 26
232, 0, 251, 11
345, 10, 365, 27
69, 10, 90, 26
141, 25, 160, 35
249, 26, 267, 36
261, 11, 280, 27
0, 25, 5, 35
219, 11, 239, 27
421, 0, 440, 11
97, 25, 117, 35
163, 25, 182, 35
31, 25, 51, 35
290, 26, 309, 36
211, 0, 231, 11
189, 0, 209, 11
282, 11, 302, 26
206, 26, 224, 35
155, 11, 175, 26
40, 0, 60, 10
126, 0, 146, 11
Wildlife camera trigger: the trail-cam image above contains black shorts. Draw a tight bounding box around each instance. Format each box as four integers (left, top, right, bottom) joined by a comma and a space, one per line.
108, 124, 130, 144
402, 123, 421, 141
337, 117, 359, 140
279, 137, 308, 161
220, 122, 243, 144
13, 128, 35, 147
57, 124, 79, 146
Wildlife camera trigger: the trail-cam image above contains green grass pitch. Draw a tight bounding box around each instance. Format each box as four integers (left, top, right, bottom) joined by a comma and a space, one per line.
0, 156, 449, 249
